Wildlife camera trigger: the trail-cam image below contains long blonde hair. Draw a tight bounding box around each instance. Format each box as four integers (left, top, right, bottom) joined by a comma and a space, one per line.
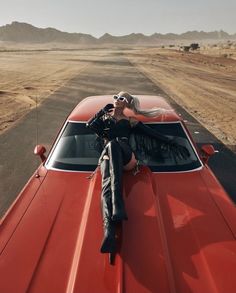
116, 91, 172, 117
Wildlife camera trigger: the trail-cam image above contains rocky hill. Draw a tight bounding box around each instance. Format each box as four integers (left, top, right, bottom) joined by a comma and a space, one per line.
0, 22, 235, 45
0, 22, 97, 44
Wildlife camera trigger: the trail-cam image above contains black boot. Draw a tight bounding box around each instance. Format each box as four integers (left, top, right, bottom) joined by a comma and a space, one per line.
100, 157, 117, 253
107, 140, 128, 222
100, 219, 116, 253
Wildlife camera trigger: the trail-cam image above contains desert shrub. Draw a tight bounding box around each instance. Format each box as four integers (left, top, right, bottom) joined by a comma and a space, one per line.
183, 46, 190, 52
190, 43, 200, 50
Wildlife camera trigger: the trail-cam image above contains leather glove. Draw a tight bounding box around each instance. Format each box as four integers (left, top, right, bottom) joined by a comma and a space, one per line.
86, 104, 114, 137
93, 103, 114, 118
102, 103, 114, 114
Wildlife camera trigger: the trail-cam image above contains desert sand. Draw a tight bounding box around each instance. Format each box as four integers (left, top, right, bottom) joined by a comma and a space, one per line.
0, 50, 91, 133
127, 47, 236, 152
0, 45, 236, 152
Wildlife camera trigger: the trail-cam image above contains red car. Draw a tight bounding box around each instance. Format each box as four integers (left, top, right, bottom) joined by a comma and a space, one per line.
0, 95, 236, 293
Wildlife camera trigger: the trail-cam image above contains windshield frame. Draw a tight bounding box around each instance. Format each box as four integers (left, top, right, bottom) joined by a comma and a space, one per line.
44, 120, 203, 173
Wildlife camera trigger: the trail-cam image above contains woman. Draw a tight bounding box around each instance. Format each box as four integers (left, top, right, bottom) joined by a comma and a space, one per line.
86, 91, 189, 253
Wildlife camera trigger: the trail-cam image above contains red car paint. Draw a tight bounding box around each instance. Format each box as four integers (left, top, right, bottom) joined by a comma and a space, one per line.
0, 95, 235, 293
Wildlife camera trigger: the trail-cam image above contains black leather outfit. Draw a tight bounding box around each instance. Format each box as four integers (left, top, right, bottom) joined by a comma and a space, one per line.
99, 118, 133, 164
86, 114, 134, 253
99, 118, 134, 253
86, 111, 181, 253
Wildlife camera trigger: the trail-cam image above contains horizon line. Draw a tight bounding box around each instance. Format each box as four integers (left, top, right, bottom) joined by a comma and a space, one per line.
1, 21, 235, 39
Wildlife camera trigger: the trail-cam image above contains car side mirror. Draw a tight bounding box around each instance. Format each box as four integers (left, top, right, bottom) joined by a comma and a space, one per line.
34, 145, 47, 162
200, 144, 215, 164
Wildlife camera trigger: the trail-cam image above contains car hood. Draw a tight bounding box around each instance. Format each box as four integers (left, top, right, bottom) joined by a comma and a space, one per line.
0, 166, 236, 293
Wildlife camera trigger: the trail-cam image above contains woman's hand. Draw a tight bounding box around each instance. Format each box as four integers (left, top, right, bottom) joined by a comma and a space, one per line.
87, 104, 114, 125
86, 103, 115, 138
102, 104, 114, 114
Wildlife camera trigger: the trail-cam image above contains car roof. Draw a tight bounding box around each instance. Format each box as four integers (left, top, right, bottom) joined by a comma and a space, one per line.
68, 95, 182, 122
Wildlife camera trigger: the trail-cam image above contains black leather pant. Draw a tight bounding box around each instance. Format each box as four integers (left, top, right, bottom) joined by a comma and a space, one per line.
99, 139, 131, 253
100, 139, 131, 222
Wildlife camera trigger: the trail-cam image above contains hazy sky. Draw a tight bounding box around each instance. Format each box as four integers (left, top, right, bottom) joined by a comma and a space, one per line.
1, 0, 235, 37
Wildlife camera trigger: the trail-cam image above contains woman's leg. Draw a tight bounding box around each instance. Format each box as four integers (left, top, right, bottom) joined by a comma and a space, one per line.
99, 140, 130, 253
123, 153, 137, 171
100, 155, 116, 253
107, 140, 128, 222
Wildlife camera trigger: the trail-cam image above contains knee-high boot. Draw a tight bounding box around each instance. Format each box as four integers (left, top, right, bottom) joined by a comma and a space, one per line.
107, 140, 128, 222
100, 157, 116, 253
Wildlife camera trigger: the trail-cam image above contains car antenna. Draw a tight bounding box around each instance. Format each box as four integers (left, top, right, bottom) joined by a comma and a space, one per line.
35, 95, 40, 178
36, 95, 39, 147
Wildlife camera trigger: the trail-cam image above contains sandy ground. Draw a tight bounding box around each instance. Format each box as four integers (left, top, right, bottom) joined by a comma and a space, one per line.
126, 48, 236, 152
0, 45, 236, 153
0, 50, 92, 133
0, 47, 124, 134
200, 42, 236, 60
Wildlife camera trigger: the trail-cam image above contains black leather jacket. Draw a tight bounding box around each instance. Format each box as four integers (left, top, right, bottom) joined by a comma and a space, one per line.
86, 112, 171, 144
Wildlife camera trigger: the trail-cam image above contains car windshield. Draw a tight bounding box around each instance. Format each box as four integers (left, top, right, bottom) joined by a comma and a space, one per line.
45, 122, 202, 172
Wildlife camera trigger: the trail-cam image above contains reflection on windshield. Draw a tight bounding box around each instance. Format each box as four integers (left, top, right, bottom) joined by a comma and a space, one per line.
46, 122, 202, 172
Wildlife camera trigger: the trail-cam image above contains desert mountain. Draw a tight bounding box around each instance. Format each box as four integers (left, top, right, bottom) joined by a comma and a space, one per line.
0, 22, 97, 44
0, 22, 235, 45
98, 33, 154, 44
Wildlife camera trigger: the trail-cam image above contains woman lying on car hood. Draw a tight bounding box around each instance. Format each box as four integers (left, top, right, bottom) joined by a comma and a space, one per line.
86, 91, 190, 254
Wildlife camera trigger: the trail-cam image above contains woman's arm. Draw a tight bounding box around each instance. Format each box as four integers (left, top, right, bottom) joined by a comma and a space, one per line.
86, 104, 114, 137
130, 118, 171, 143
130, 118, 190, 159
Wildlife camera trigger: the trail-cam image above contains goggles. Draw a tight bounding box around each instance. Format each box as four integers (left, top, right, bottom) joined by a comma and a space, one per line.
113, 95, 129, 103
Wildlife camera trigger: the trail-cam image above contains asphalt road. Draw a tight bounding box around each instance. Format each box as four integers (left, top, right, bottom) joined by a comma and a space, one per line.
0, 54, 235, 217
